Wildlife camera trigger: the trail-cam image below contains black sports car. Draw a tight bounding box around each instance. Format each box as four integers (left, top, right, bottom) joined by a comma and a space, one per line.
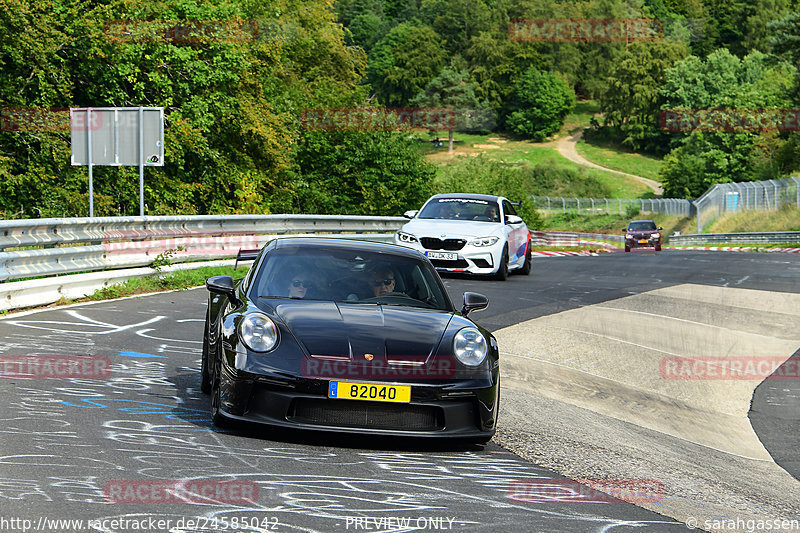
201, 238, 499, 442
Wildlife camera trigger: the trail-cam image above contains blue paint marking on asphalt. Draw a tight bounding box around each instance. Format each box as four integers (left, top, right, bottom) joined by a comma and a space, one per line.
119, 350, 168, 358
60, 398, 209, 427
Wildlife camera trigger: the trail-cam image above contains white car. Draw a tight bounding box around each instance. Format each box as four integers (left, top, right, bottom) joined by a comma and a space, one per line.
395, 194, 532, 280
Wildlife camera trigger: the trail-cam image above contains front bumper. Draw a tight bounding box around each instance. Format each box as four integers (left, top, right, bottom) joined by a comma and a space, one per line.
626, 237, 661, 249
394, 237, 504, 275
216, 361, 499, 439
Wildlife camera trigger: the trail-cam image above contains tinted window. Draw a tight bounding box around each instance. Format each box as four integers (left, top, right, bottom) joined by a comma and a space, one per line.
628, 221, 657, 231
249, 246, 452, 311
418, 198, 499, 222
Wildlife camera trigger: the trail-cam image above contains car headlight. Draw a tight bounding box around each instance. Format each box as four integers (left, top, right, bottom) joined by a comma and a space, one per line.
397, 232, 418, 244
469, 236, 500, 247
453, 327, 488, 366
626, 233, 634, 239
239, 313, 278, 352
651, 233, 661, 239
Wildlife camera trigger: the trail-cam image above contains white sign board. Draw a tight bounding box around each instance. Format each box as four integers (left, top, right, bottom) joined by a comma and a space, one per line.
70, 107, 163, 166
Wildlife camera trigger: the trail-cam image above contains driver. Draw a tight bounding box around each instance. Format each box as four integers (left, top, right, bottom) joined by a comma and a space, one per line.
368, 266, 396, 297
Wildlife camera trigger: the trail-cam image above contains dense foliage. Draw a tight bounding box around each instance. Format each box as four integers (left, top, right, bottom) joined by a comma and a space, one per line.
5, 0, 800, 217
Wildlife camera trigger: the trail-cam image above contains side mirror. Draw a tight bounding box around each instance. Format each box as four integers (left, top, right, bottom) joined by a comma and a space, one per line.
657, 226, 663, 230
207, 276, 240, 306
621, 228, 627, 233
505, 215, 523, 225
403, 210, 418, 219
461, 292, 489, 316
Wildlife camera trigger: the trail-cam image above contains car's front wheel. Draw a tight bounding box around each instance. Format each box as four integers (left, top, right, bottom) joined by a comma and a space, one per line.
494, 246, 509, 280
624, 245, 631, 252
200, 315, 212, 394
210, 344, 228, 428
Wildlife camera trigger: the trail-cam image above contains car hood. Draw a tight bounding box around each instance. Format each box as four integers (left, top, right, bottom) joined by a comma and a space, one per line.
401, 219, 502, 238
271, 301, 453, 363
628, 229, 659, 235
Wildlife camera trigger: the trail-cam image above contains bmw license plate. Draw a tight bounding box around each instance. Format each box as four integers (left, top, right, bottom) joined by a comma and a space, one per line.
638, 239, 648, 244
328, 381, 411, 403
426, 251, 458, 261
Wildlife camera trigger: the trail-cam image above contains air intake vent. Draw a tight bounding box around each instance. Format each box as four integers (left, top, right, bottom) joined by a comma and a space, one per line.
289, 399, 443, 431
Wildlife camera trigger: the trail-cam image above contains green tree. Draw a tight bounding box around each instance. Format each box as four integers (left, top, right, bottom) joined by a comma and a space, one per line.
409, 68, 490, 151
505, 66, 575, 141
292, 131, 435, 215
419, 0, 493, 55
599, 41, 688, 153
658, 49, 796, 197
367, 23, 448, 106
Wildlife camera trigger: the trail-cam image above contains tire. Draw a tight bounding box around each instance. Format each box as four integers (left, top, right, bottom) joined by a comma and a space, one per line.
519, 241, 532, 275
655, 244, 662, 252
200, 324, 211, 394
624, 245, 631, 253
494, 246, 509, 281
210, 344, 228, 428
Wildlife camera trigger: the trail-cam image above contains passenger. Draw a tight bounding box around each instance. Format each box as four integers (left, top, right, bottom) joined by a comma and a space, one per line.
285, 270, 315, 298
367, 266, 396, 297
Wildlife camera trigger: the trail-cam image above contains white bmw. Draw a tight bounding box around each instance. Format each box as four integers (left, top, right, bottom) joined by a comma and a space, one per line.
395, 194, 532, 280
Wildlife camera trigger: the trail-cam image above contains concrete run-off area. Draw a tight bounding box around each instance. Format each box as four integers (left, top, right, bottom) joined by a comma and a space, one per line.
493, 284, 800, 530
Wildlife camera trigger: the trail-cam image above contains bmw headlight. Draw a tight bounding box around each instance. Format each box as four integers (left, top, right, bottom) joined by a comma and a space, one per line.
397, 232, 418, 244
626, 233, 634, 239
651, 233, 661, 239
469, 236, 499, 247
239, 313, 278, 352
453, 327, 488, 366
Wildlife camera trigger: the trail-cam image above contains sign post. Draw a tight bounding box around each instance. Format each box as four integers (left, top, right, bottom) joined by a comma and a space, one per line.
71, 107, 164, 217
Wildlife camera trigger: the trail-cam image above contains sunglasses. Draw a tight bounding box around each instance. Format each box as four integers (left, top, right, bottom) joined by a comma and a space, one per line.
291, 280, 312, 288
371, 278, 395, 287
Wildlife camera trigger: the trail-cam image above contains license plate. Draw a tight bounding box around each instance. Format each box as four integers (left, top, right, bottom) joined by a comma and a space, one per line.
638, 239, 648, 244
328, 381, 411, 403
427, 251, 458, 261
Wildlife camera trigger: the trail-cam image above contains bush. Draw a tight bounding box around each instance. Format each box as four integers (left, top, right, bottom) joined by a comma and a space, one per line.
505, 67, 575, 141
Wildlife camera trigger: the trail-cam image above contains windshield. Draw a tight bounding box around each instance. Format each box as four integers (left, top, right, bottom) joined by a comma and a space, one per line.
418, 198, 500, 222
628, 221, 657, 231
249, 246, 452, 311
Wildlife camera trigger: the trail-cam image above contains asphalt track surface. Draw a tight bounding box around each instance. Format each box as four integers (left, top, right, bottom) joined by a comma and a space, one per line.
0, 249, 797, 533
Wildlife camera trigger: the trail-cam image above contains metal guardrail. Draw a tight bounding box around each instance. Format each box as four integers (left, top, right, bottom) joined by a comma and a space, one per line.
668, 232, 800, 246
531, 231, 623, 247
0, 215, 405, 282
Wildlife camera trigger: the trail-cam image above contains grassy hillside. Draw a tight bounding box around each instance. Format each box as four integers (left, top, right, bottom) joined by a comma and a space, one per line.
704, 205, 800, 233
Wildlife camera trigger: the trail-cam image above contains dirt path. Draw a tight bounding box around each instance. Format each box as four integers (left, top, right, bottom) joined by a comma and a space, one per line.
557, 129, 664, 196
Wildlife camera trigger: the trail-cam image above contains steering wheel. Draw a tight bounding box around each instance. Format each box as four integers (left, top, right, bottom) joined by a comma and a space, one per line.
362, 292, 434, 308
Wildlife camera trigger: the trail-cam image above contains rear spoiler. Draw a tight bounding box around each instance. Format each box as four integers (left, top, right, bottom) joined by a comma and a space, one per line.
234, 249, 260, 270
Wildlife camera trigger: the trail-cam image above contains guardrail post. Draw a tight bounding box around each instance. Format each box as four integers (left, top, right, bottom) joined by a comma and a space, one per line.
547, 197, 551, 213
577, 199, 581, 215
562, 197, 566, 213
793, 177, 800, 208
605, 198, 609, 214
